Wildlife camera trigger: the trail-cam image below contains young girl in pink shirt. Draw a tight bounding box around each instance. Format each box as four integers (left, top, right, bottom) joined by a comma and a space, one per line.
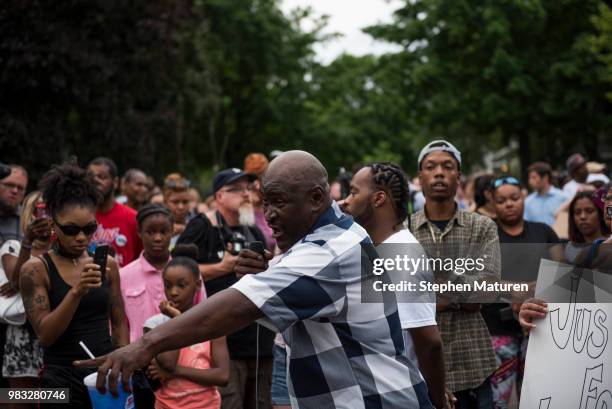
144, 244, 229, 409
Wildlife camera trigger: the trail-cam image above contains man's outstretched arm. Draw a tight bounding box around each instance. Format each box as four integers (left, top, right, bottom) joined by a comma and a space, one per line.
75, 288, 262, 396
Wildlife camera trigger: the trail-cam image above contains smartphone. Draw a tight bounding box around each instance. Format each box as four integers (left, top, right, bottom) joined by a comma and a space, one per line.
34, 203, 48, 219
93, 244, 110, 280
248, 241, 265, 256
606, 206, 612, 219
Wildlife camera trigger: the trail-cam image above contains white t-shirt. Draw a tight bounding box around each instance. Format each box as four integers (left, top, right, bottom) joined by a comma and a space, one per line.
143, 313, 171, 331
381, 230, 436, 328
0, 240, 20, 286
381, 229, 437, 364
562, 179, 592, 201
379, 229, 436, 362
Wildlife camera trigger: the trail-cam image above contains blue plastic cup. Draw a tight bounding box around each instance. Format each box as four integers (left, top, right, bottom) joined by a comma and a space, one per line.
83, 372, 135, 409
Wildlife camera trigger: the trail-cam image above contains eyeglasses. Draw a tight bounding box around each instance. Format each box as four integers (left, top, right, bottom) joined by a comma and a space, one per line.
221, 186, 249, 194
0, 182, 26, 193
493, 177, 520, 189
53, 219, 98, 236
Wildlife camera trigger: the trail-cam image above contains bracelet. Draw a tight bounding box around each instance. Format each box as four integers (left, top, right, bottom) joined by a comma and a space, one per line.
21, 242, 32, 250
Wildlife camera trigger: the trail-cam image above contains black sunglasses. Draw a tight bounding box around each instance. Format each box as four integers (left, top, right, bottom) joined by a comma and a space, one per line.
53, 219, 98, 236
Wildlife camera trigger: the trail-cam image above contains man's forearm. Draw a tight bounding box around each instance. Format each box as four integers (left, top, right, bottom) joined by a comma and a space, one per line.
142, 288, 262, 357
409, 327, 446, 408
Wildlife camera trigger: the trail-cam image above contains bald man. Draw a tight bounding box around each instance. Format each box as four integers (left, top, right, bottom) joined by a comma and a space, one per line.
77, 151, 434, 409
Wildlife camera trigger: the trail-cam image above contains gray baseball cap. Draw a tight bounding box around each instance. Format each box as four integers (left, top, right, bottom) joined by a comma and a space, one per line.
417, 140, 462, 169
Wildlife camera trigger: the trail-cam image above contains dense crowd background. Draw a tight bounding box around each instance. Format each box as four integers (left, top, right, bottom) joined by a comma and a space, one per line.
0, 144, 611, 409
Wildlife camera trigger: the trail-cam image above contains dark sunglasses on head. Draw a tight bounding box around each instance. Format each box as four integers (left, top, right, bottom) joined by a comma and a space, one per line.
493, 176, 520, 189
53, 219, 98, 236
164, 178, 191, 189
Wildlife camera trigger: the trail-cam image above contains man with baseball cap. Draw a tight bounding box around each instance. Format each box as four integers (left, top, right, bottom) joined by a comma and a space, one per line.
177, 168, 275, 409
563, 153, 590, 200
408, 140, 501, 409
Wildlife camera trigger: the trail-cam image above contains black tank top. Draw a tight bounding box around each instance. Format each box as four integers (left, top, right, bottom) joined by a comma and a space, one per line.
41, 253, 114, 366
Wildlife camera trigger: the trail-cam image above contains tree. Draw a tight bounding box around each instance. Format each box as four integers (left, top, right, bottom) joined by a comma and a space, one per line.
0, 1, 194, 182
592, 2, 612, 102
0, 0, 324, 187
366, 0, 612, 173
299, 53, 422, 175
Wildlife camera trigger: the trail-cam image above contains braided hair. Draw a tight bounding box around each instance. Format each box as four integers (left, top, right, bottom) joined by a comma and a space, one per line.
136, 203, 174, 230
39, 163, 101, 218
369, 162, 410, 226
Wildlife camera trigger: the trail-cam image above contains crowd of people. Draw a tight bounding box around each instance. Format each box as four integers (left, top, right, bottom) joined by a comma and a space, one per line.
0, 142, 610, 409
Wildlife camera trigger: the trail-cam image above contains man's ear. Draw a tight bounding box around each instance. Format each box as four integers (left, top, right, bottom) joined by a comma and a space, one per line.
310, 186, 327, 212
113, 177, 119, 191
418, 172, 427, 195
373, 190, 387, 208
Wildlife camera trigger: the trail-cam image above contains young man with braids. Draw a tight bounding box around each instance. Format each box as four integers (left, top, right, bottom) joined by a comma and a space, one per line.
340, 162, 448, 409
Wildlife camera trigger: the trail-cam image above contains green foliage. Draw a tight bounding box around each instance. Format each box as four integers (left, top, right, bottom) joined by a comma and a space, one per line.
1, 0, 609, 189
366, 0, 611, 172
592, 3, 612, 101
301, 53, 420, 175
0, 0, 324, 189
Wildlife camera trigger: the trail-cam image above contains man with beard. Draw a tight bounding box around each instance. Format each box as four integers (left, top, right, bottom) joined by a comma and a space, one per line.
78, 151, 434, 409
87, 157, 142, 267
408, 141, 501, 409
340, 162, 447, 409
176, 168, 275, 409
481, 177, 561, 409
0, 165, 27, 244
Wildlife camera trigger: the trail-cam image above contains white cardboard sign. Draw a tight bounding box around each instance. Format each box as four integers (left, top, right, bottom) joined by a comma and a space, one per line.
520, 260, 612, 409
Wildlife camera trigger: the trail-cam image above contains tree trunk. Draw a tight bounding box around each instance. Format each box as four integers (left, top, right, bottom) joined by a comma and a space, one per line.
518, 133, 531, 181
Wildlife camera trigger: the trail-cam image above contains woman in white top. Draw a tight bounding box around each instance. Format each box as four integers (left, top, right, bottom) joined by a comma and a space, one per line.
0, 191, 51, 407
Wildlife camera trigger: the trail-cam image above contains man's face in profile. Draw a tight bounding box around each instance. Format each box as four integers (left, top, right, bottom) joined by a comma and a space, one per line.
341, 167, 375, 227
261, 178, 315, 252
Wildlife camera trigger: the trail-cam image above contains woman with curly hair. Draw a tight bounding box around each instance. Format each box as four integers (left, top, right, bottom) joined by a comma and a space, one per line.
19, 163, 128, 408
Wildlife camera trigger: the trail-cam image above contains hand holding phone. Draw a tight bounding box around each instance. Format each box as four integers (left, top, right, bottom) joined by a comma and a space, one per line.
34, 203, 49, 219
93, 245, 110, 281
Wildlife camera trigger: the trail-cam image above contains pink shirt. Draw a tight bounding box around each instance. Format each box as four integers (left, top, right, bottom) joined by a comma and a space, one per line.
120, 253, 206, 342
155, 340, 220, 409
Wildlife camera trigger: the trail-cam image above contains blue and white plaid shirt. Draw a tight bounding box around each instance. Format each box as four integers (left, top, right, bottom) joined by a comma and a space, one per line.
233, 202, 433, 409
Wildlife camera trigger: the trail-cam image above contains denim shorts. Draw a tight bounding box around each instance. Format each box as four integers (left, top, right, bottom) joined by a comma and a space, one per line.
271, 344, 290, 406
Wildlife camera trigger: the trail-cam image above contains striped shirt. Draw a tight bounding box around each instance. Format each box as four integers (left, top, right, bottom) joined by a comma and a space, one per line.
233, 202, 433, 409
